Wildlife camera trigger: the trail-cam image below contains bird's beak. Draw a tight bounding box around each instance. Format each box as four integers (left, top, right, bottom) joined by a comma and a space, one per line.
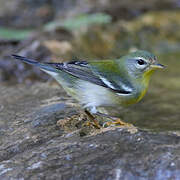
150, 63, 165, 69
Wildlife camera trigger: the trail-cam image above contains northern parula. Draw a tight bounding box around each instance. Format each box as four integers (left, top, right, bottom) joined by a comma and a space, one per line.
12, 50, 164, 126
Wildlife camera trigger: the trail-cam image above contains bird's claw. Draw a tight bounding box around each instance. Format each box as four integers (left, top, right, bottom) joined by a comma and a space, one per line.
103, 118, 132, 128
84, 121, 101, 129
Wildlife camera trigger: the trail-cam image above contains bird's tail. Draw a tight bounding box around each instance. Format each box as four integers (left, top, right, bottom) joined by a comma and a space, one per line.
12, 54, 57, 73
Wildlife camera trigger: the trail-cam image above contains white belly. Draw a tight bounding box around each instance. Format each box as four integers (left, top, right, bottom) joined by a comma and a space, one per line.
75, 80, 122, 110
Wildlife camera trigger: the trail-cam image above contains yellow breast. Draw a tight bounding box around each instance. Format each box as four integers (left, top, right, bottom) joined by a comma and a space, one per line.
122, 68, 155, 106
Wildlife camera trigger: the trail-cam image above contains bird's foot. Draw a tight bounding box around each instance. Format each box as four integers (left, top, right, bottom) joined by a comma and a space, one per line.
84, 121, 101, 129
84, 110, 101, 129
103, 118, 132, 128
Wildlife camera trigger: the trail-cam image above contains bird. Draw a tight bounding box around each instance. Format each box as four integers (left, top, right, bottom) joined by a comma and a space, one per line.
12, 50, 164, 128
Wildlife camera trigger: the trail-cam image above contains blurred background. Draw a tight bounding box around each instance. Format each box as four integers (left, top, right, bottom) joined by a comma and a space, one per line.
0, 0, 180, 131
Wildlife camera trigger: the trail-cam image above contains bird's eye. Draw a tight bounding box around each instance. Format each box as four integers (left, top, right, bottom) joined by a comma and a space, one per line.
137, 59, 146, 65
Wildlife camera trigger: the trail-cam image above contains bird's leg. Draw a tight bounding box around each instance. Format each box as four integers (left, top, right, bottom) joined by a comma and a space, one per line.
84, 109, 101, 129
84, 109, 132, 128
94, 112, 132, 127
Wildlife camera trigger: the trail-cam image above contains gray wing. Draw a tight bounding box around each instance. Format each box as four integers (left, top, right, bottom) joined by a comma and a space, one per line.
47, 61, 132, 95
12, 55, 132, 94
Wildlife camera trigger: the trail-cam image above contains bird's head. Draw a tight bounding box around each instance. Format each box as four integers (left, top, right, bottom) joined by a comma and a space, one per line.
122, 50, 164, 79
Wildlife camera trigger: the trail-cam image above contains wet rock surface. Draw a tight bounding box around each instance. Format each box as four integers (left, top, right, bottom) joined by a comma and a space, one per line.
0, 83, 179, 179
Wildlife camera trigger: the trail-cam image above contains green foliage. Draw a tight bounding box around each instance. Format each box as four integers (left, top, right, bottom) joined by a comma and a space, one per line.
0, 28, 32, 40
45, 13, 112, 31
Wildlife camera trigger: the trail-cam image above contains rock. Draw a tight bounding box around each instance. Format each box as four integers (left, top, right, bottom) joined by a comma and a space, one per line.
0, 83, 179, 179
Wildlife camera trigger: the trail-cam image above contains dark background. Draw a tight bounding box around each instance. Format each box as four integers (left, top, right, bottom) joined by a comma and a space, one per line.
0, 0, 180, 84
